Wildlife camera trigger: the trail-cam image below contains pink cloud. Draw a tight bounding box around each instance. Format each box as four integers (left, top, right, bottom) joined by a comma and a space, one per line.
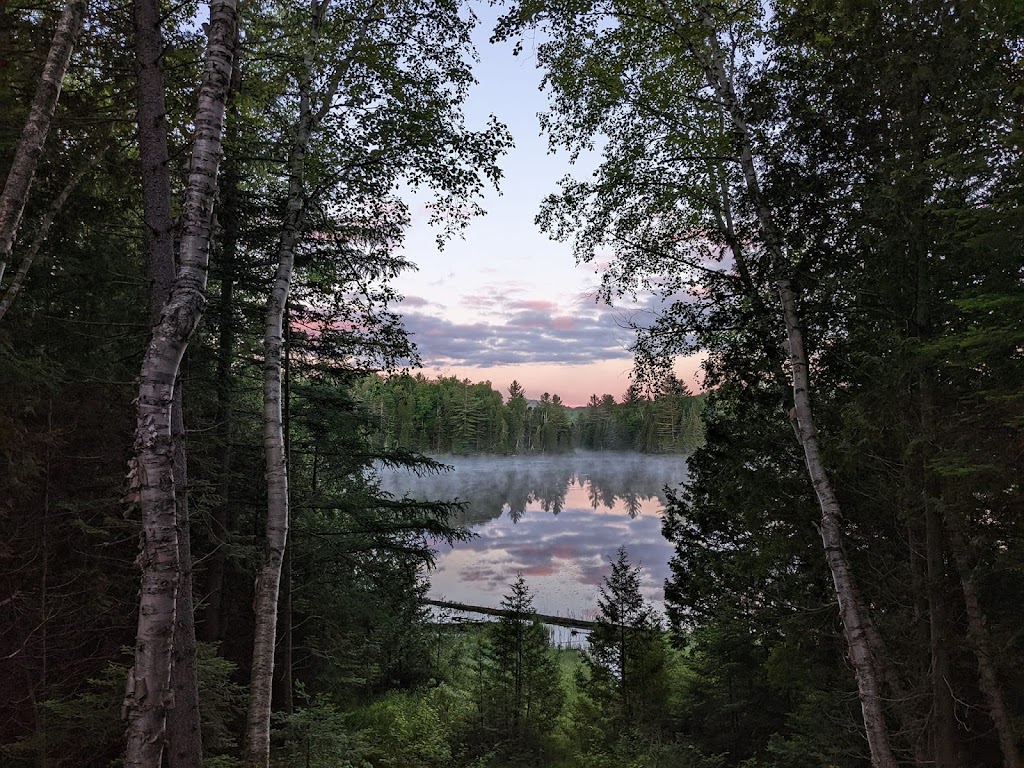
509, 299, 559, 312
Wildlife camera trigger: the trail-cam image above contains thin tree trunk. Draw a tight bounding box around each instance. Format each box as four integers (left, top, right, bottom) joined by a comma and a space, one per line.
243, 4, 324, 764
690, 8, 897, 765
132, 0, 205, 759
947, 527, 1021, 768
0, 165, 87, 321
202, 266, 234, 644
925, 500, 956, 768
202, 41, 243, 646
167, 396, 203, 767
907, 516, 933, 765
778, 280, 898, 768
273, 317, 294, 714
123, 0, 237, 763
0, 0, 86, 286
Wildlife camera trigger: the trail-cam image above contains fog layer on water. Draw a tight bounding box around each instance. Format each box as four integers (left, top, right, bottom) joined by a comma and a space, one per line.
377, 452, 688, 621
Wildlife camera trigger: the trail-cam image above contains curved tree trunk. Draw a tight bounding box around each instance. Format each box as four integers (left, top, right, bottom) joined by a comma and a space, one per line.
0, 0, 86, 286
132, 0, 205, 760
123, 0, 237, 764
692, 7, 897, 765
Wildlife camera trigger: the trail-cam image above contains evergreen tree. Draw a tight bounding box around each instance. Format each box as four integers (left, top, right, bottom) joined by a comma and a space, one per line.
505, 380, 528, 453
474, 576, 564, 760
579, 548, 669, 746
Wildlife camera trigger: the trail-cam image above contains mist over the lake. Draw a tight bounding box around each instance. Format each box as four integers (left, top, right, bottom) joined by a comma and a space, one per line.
377, 452, 688, 619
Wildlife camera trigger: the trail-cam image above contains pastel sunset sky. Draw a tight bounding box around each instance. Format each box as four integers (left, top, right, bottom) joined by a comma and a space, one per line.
392, 2, 702, 407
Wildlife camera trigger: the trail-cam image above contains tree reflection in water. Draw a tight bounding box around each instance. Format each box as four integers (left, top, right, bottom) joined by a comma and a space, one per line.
376, 453, 687, 618
378, 452, 686, 525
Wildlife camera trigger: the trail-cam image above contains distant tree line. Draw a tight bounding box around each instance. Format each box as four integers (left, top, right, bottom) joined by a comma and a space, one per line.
354, 374, 705, 455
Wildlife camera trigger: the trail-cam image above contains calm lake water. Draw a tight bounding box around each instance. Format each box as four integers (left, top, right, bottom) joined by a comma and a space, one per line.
377, 453, 687, 623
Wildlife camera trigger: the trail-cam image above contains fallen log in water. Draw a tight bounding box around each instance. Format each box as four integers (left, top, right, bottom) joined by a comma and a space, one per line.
423, 598, 599, 631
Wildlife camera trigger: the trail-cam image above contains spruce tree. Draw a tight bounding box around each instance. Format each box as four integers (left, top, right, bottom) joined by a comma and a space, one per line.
475, 576, 564, 759
580, 548, 669, 744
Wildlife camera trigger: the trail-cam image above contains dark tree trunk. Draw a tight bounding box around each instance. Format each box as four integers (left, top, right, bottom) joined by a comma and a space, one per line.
201, 50, 243, 645
167, 398, 203, 768
133, 0, 205, 760
947, 527, 1021, 768
123, 0, 237, 763
925, 499, 956, 768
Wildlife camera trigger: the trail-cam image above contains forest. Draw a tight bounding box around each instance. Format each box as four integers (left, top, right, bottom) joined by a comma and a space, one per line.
1, 0, 1023, 767
354, 374, 705, 455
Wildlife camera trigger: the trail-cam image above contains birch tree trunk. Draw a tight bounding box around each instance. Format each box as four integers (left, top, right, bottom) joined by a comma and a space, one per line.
0, 0, 86, 286
132, 0, 206, 760
0, 165, 86, 321
777, 279, 898, 768
692, 8, 898, 766
243, 4, 323, 764
123, 0, 237, 763
134, 1, 205, 765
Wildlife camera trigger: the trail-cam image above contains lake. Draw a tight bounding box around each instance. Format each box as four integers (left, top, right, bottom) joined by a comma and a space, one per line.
377, 453, 687, 626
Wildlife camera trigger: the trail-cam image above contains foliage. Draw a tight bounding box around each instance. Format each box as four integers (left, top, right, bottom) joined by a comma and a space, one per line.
2, 644, 245, 767
575, 549, 670, 751
355, 373, 704, 455
468, 577, 564, 763
271, 698, 370, 768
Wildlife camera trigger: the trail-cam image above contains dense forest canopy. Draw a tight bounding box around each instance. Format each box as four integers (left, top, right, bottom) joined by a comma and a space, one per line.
1, 0, 1023, 767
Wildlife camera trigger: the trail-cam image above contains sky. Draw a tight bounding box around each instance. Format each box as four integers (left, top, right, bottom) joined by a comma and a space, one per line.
391, 2, 703, 407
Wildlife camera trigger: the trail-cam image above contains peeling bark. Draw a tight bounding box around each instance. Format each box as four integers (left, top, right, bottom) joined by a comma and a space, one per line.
0, 0, 86, 286
132, 0, 205, 760
124, 0, 237, 764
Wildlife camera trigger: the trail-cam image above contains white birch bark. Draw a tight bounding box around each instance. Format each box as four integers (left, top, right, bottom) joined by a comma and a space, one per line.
0, 0, 87, 286
243, 3, 324, 764
132, 0, 206, 758
691, 7, 898, 766
123, 0, 237, 764
243, 4, 377, 761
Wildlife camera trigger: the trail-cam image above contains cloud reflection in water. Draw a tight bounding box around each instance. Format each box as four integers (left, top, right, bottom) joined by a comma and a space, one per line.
377, 453, 688, 619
